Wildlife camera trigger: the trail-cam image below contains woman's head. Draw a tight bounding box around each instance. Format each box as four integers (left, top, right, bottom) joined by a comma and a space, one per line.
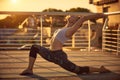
65, 15, 80, 24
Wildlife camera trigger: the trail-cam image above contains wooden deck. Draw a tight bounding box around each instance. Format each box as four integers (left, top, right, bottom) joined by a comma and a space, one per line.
0, 50, 120, 80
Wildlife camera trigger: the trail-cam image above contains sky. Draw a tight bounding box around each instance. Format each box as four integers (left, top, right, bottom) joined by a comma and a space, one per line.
0, 0, 97, 19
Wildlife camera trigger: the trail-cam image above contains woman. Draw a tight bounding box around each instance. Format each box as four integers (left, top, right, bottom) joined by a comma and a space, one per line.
20, 13, 110, 75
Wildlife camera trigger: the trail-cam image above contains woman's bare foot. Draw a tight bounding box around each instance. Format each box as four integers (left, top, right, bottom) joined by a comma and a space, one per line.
20, 69, 33, 75
99, 66, 111, 73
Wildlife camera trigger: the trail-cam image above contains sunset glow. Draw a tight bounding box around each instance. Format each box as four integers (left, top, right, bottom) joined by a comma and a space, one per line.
0, 15, 8, 19
11, 0, 17, 4
0, 0, 97, 12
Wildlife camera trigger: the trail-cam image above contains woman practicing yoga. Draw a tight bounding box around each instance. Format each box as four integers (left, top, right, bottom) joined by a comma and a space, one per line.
20, 13, 110, 75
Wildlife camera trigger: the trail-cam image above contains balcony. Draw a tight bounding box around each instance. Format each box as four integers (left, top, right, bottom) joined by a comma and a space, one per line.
93, 0, 119, 5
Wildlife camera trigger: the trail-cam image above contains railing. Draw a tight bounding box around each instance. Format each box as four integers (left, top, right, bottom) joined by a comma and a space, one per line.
0, 11, 119, 51
102, 11, 120, 55
0, 11, 95, 50
0, 25, 91, 50
118, 26, 120, 55
0, 28, 42, 50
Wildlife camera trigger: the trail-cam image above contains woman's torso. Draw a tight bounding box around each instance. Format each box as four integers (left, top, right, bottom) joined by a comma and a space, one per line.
50, 38, 63, 51
50, 27, 70, 51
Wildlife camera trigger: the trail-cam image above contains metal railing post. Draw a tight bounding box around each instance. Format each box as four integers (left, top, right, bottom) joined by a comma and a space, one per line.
102, 18, 109, 52
40, 15, 43, 46
72, 34, 75, 48
88, 20, 91, 51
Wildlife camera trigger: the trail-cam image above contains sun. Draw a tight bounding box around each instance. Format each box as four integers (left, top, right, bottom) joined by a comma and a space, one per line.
11, 0, 17, 4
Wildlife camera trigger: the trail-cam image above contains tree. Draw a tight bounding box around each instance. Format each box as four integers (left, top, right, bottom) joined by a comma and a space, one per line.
42, 8, 65, 27
66, 7, 96, 23
41, 7, 92, 27
42, 8, 63, 12
66, 7, 91, 12
0, 15, 29, 28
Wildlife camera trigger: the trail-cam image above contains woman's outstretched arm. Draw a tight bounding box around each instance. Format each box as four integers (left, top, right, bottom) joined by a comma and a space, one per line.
74, 13, 107, 28
67, 13, 107, 37
83, 13, 107, 21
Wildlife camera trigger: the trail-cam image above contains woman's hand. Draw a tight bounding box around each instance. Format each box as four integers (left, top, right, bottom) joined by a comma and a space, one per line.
95, 13, 107, 19
82, 13, 107, 22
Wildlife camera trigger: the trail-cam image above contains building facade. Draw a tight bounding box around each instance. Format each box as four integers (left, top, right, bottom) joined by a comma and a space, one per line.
89, 0, 120, 29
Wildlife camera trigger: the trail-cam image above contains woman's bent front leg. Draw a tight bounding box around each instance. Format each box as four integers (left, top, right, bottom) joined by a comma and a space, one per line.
20, 44, 52, 75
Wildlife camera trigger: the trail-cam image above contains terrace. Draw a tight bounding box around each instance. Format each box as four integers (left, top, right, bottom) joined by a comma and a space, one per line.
0, 11, 120, 80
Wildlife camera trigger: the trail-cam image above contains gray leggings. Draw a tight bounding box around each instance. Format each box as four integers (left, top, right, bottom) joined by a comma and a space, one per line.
29, 44, 89, 74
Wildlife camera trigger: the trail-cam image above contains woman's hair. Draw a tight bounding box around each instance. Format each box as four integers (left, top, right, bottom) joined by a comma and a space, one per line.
65, 15, 71, 21
65, 15, 81, 23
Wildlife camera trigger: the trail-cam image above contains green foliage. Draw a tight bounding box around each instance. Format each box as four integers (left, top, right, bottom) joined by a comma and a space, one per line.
66, 7, 91, 12
0, 15, 29, 28
42, 8, 63, 12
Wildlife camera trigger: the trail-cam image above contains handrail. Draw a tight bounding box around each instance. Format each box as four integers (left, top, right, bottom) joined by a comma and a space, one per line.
0, 11, 96, 15
0, 11, 120, 15
104, 11, 120, 15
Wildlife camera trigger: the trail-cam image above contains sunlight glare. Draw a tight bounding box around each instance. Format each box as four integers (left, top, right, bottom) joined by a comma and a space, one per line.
0, 15, 9, 19
11, 0, 17, 4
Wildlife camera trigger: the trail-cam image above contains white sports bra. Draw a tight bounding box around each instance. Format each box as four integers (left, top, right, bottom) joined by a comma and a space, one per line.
52, 27, 69, 44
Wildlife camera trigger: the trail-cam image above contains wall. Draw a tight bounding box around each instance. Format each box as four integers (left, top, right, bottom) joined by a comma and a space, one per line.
96, 0, 120, 26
